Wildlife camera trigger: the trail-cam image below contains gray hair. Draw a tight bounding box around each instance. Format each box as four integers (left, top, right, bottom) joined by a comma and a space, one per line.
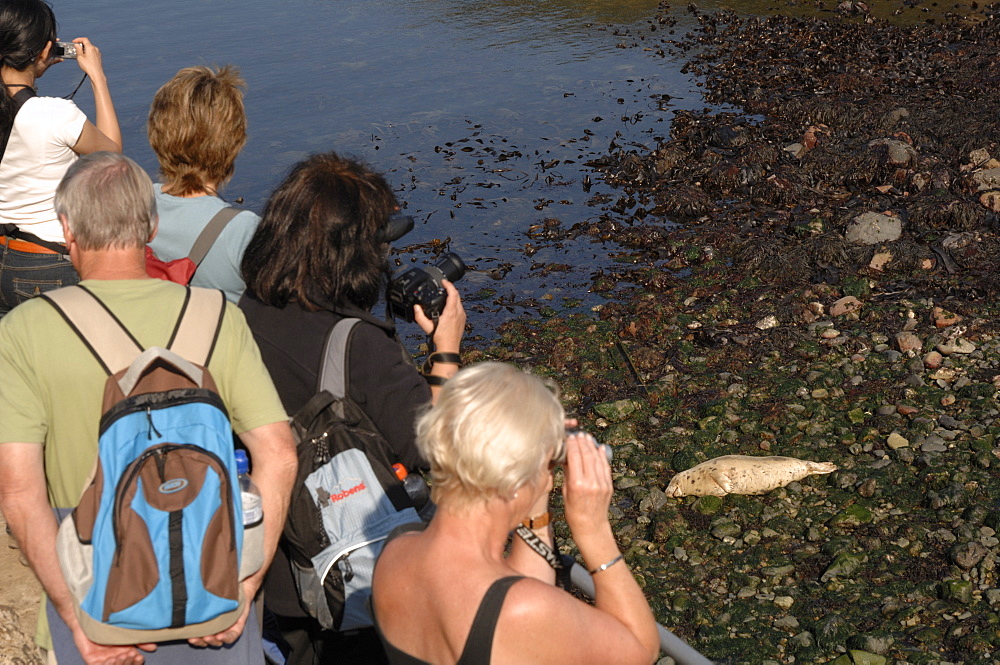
54, 152, 157, 250
415, 362, 565, 508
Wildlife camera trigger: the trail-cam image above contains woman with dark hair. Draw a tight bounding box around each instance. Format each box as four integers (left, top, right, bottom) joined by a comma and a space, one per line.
239, 151, 466, 665
147, 65, 258, 303
0, 0, 120, 316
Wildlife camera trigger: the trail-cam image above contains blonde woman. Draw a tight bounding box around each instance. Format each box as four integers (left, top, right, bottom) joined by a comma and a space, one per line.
147, 65, 258, 302
371, 362, 660, 665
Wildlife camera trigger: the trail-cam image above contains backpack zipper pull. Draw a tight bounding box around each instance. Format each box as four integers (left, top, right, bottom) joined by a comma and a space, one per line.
146, 406, 162, 439
154, 447, 168, 481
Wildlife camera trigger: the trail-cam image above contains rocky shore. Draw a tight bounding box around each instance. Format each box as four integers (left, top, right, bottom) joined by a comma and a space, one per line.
471, 6, 1000, 665
4, 6, 1000, 665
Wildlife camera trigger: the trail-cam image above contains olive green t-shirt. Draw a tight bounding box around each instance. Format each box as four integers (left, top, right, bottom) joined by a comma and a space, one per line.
0, 279, 288, 650
0, 279, 287, 507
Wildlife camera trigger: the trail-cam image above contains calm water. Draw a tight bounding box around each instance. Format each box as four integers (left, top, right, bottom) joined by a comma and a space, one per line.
43, 0, 711, 336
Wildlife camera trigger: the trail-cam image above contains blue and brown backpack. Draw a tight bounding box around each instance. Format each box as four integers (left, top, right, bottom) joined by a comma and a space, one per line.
43, 285, 263, 645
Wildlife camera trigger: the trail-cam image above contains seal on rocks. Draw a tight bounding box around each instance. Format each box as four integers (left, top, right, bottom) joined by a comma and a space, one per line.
665, 455, 838, 497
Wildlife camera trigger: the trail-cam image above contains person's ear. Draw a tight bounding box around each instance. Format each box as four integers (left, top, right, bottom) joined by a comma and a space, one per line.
39, 41, 53, 63
60, 215, 75, 249
148, 215, 159, 243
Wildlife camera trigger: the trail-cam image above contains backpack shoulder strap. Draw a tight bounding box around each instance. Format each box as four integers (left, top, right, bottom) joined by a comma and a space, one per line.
41, 285, 143, 376
316, 318, 361, 399
168, 287, 226, 366
0, 87, 37, 165
188, 207, 241, 268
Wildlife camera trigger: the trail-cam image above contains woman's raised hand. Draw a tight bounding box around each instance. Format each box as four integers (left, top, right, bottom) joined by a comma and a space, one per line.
71, 38, 107, 81
414, 279, 466, 353
561, 431, 613, 540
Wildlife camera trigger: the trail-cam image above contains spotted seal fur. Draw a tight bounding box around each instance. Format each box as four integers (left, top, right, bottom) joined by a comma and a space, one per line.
665, 455, 837, 497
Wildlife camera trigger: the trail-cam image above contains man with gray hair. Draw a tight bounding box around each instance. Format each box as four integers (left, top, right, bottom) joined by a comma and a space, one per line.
0, 152, 297, 665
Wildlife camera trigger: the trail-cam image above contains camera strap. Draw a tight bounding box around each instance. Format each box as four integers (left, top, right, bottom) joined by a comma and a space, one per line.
513, 525, 574, 591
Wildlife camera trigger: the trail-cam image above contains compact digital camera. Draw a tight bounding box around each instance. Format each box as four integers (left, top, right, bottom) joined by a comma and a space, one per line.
52, 42, 77, 59
386, 252, 466, 322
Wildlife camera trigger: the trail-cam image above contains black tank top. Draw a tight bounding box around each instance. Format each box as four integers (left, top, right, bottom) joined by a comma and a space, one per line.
374, 576, 525, 665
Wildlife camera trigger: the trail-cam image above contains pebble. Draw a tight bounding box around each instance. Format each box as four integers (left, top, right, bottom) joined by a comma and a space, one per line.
937, 339, 976, 355
922, 350, 943, 368
830, 297, 861, 317
921, 440, 948, 453
887, 432, 909, 449
895, 331, 923, 354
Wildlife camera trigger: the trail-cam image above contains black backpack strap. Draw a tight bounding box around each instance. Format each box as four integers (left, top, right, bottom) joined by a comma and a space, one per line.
0, 86, 37, 166
41, 285, 143, 376
187, 207, 241, 268
168, 287, 226, 366
316, 318, 361, 399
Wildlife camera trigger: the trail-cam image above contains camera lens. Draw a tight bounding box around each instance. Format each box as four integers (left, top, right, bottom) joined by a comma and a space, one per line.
434, 252, 466, 283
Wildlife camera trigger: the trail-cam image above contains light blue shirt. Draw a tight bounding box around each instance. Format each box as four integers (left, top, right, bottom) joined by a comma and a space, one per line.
149, 185, 260, 303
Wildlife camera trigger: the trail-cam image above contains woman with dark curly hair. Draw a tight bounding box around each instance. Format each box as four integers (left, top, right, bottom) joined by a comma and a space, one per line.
239, 151, 466, 665
0, 0, 120, 316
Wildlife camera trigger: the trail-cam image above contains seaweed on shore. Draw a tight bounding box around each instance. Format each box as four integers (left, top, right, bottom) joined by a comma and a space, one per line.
478, 8, 1000, 664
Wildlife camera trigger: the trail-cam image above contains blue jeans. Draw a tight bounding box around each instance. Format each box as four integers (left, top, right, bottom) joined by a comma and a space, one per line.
0, 244, 79, 318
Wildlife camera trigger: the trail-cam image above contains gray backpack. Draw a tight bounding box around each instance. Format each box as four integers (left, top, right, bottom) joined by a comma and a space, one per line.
283, 318, 421, 631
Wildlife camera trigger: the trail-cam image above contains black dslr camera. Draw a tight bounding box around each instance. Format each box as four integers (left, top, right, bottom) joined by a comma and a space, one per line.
387, 252, 466, 322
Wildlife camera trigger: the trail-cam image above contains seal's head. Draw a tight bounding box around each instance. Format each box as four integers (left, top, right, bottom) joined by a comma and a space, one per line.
664, 475, 685, 498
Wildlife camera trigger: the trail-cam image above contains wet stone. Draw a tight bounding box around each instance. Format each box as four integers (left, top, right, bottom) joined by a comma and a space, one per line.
849, 650, 887, 665
846, 212, 903, 245
848, 632, 895, 655
869, 138, 916, 165
829, 504, 874, 527
920, 439, 948, 453
593, 397, 644, 422
887, 432, 909, 449
639, 488, 669, 513
938, 415, 964, 430
940, 579, 974, 604
821, 552, 866, 582
949, 542, 988, 570
937, 339, 976, 355
895, 332, 923, 354
775, 615, 800, 630
692, 495, 723, 515
815, 612, 851, 648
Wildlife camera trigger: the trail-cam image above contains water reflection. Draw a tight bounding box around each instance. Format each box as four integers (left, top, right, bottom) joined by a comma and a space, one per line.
45, 0, 702, 335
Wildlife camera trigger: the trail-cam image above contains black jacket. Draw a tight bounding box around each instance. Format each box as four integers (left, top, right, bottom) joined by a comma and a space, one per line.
239, 291, 431, 616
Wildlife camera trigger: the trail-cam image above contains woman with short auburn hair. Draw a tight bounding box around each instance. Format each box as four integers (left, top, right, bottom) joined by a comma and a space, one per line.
239, 151, 467, 665
371, 363, 661, 665
146, 64, 258, 302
